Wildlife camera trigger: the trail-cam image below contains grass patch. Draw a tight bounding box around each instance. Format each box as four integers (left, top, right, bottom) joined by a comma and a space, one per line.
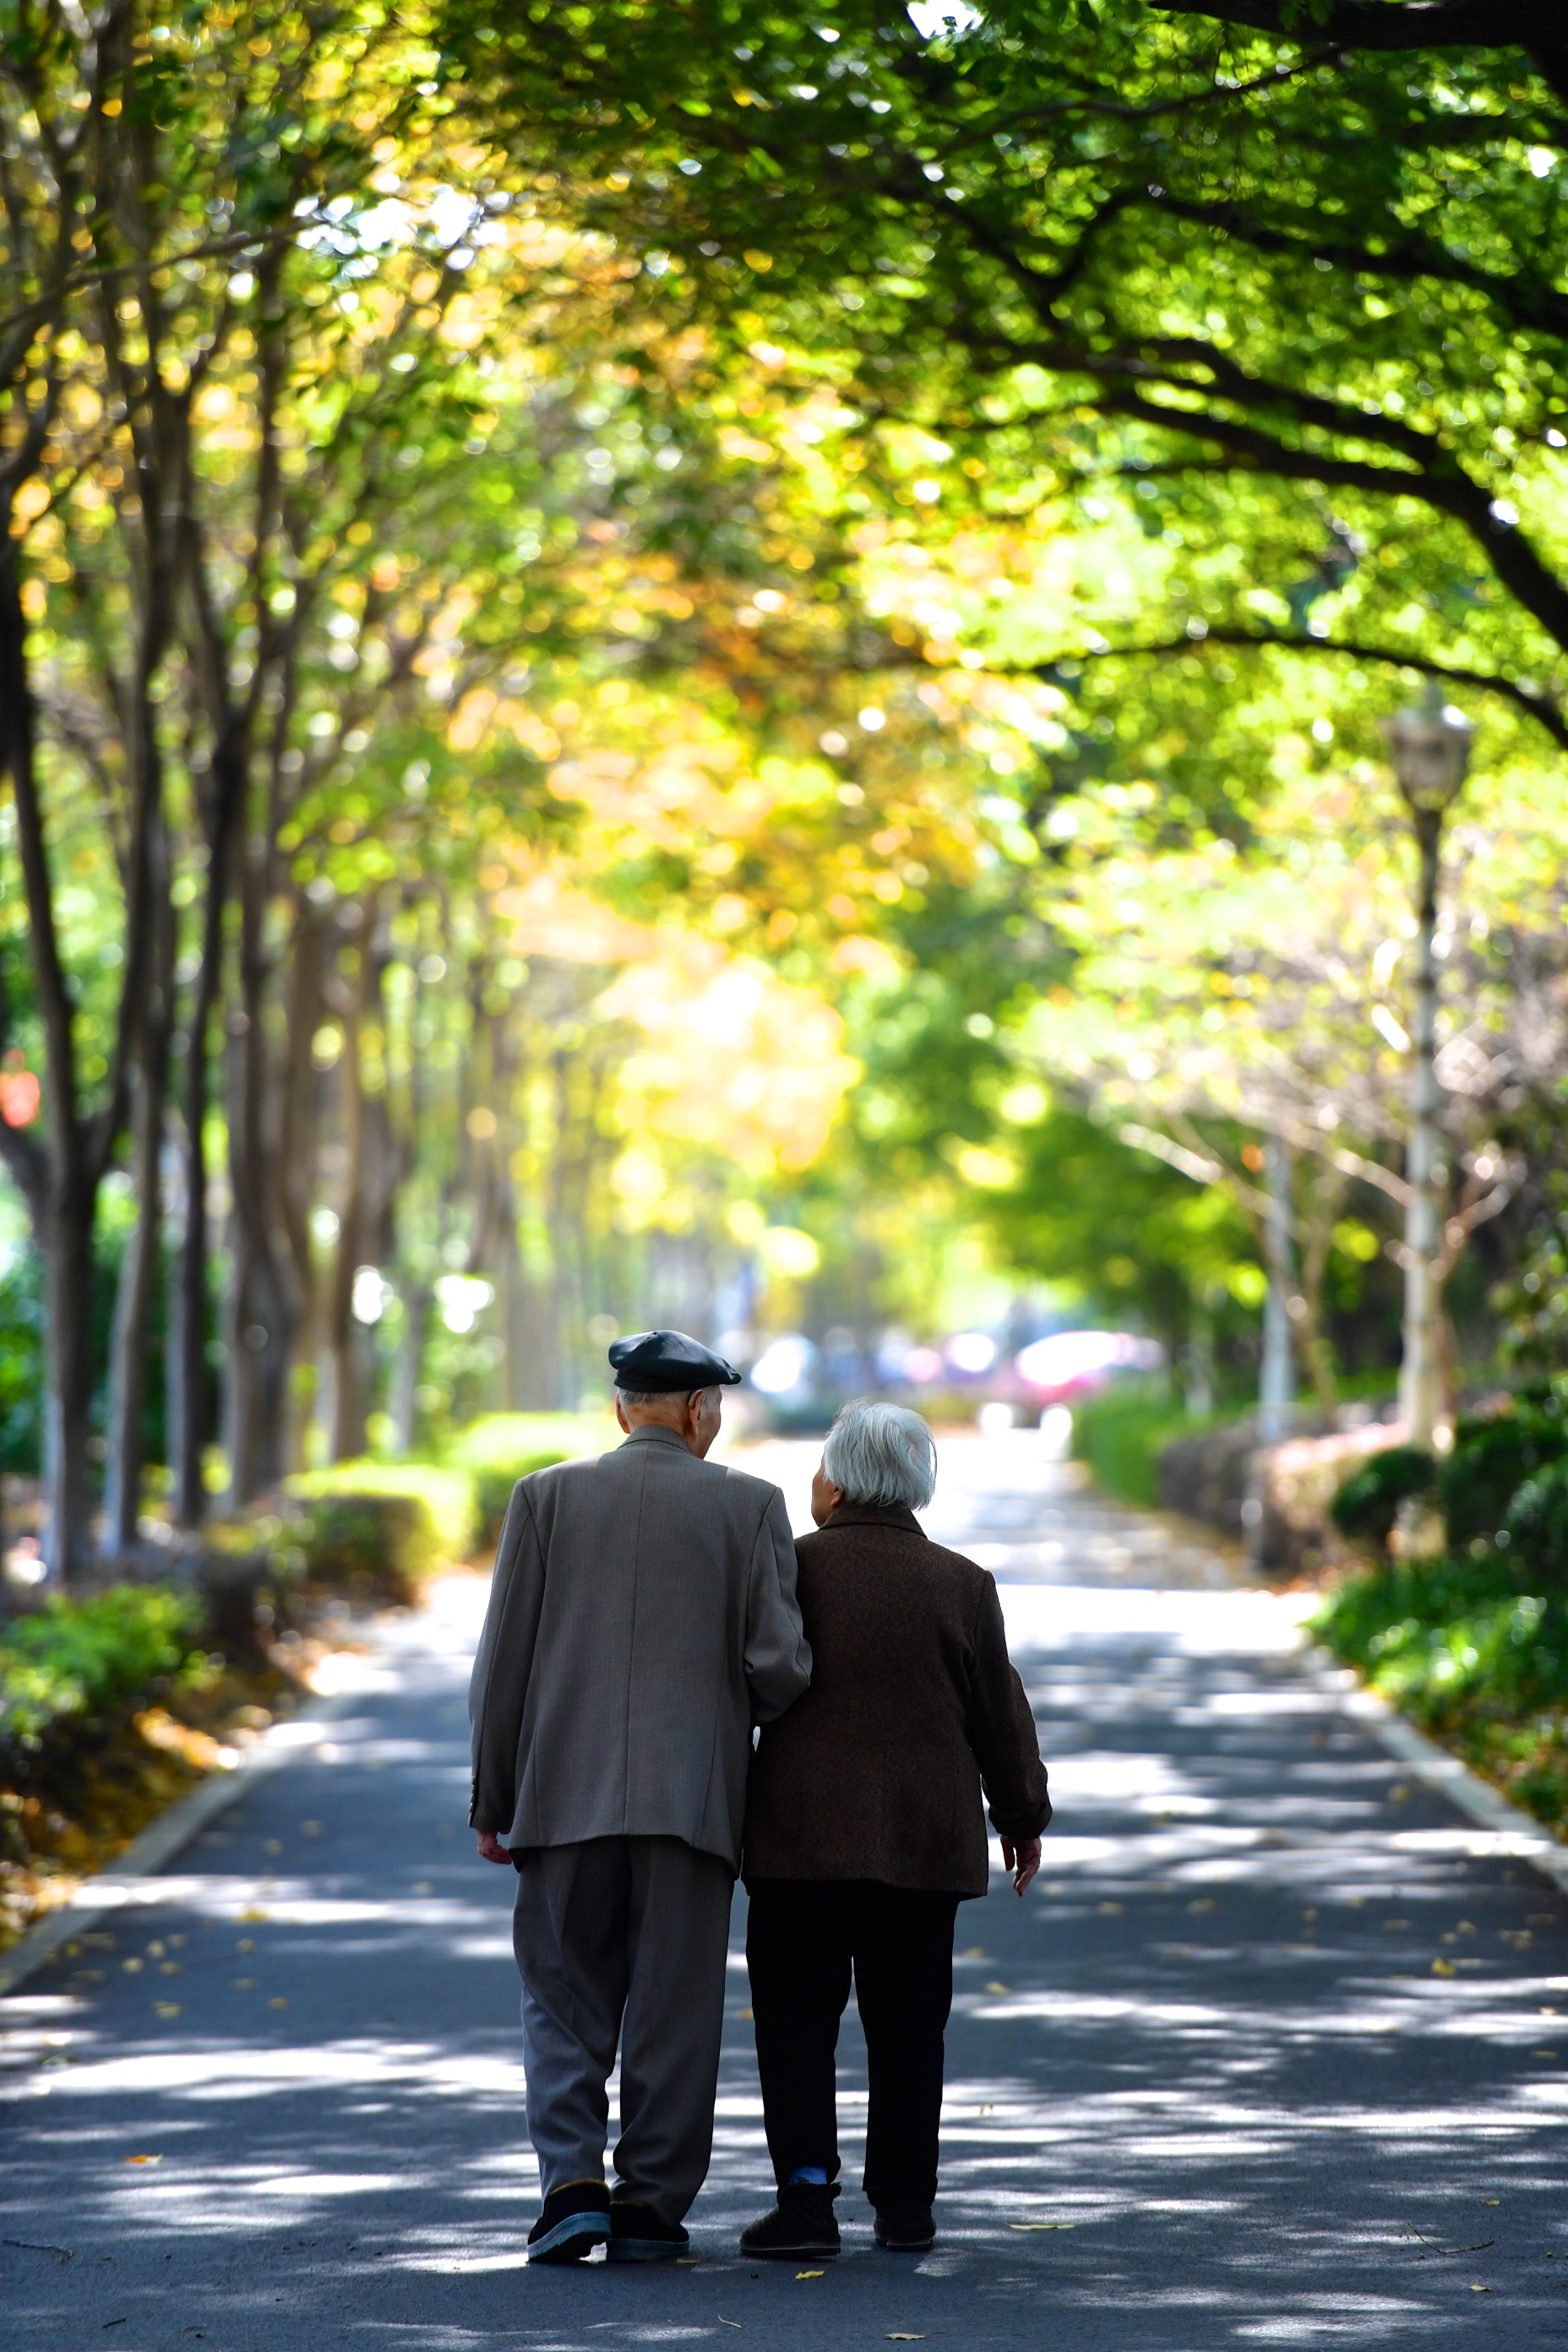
1313, 1553, 1568, 1834
1072, 1382, 1211, 1509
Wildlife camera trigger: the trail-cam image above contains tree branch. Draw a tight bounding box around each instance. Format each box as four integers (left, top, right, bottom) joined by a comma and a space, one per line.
1146, 0, 1567, 80
1004, 625, 1568, 748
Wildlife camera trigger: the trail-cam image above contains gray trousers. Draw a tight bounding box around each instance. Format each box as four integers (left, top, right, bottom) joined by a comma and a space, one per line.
512, 1835, 734, 2223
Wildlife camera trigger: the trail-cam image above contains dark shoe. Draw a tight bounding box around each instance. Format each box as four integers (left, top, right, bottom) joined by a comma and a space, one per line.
527, 2179, 611, 2263
738, 2182, 841, 2261
607, 2201, 690, 2263
875, 2207, 935, 2252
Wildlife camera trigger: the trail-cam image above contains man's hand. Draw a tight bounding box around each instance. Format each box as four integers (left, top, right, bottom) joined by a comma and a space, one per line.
476, 1830, 511, 1865
1000, 1836, 1043, 1897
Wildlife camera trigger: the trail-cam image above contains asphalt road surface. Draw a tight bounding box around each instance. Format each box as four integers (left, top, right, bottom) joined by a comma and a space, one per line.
5, 1432, 1568, 2350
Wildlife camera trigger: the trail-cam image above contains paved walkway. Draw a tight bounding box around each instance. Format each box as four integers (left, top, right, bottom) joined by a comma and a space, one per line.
4, 1434, 1568, 2349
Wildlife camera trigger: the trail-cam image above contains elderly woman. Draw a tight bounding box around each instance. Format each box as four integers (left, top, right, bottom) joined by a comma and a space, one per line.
738, 1399, 1050, 2262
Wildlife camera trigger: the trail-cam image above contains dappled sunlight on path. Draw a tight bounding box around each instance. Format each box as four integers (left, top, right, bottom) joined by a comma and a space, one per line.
4, 1441, 1568, 2348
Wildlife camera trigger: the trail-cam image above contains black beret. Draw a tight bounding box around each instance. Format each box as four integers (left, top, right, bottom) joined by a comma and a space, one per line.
607, 1328, 742, 1392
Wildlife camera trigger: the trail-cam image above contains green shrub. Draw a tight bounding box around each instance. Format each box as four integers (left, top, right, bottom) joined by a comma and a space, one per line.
445, 1412, 610, 1545
1439, 1402, 1568, 1552
0, 1587, 204, 1755
287, 1460, 477, 1562
1329, 1444, 1435, 1556
290, 1491, 440, 1606
471, 1455, 567, 1547
1505, 1459, 1568, 1584
1071, 1382, 1195, 1510
1312, 1549, 1568, 1833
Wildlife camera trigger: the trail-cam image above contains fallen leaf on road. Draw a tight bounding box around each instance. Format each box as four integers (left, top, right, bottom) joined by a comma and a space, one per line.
961, 1946, 986, 1958
1471, 2284, 1490, 2292
1009, 2221, 1075, 2230
796, 2269, 825, 2278
153, 2003, 181, 2017
1098, 1902, 1123, 1915
738, 2007, 754, 2019
675, 2257, 698, 2265
1431, 1959, 1456, 1976
1483, 2200, 1500, 2206
269, 1996, 288, 2010
264, 1841, 283, 1857
983, 1982, 1010, 1995
122, 1959, 143, 1974
123, 2155, 162, 2166
240, 1908, 269, 1923
234, 1979, 256, 1990
302, 1822, 322, 1836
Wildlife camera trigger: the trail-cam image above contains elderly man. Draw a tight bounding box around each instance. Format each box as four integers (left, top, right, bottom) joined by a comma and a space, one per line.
470, 1328, 810, 2266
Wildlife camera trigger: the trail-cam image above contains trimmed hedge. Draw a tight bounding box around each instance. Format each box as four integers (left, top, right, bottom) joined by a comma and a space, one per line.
1072, 1383, 1203, 1510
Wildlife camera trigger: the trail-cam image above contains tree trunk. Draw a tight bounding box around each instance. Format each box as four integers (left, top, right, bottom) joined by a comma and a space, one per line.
223, 821, 296, 1505
277, 901, 324, 1472
0, 547, 96, 1582
390, 1282, 428, 1455
170, 731, 245, 1528
40, 1174, 98, 1584
103, 796, 174, 1560
326, 927, 372, 1463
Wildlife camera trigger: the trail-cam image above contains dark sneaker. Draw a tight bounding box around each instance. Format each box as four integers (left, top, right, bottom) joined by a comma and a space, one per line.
608, 2201, 690, 2263
739, 2183, 841, 2261
527, 2179, 611, 2263
874, 2207, 935, 2252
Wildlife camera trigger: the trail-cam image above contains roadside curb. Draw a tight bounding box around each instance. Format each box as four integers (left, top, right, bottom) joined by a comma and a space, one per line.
0, 1686, 357, 2001
1299, 1638, 1568, 1897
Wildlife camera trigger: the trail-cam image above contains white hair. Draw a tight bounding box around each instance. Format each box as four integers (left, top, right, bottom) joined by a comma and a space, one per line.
823, 1398, 937, 1511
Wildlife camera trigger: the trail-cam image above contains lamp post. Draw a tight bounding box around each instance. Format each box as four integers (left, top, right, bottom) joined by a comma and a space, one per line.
1380, 682, 1473, 1451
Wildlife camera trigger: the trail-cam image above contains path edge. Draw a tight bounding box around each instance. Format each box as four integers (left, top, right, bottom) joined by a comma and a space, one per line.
0, 1687, 356, 2001
1299, 1637, 1568, 1897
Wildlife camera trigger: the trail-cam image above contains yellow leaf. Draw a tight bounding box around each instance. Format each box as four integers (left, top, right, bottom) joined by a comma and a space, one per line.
796, 2269, 825, 2279
738, 2007, 754, 2019
269, 1996, 288, 2010
153, 2002, 181, 2017
240, 1908, 270, 1922
1431, 1957, 1456, 1976
123, 2154, 162, 2165
983, 1981, 1010, 1995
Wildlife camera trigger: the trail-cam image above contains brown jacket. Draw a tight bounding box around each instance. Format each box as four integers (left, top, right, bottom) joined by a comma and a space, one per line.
742, 1501, 1050, 1898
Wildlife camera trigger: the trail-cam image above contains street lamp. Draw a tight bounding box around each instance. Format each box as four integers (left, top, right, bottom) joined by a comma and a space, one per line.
1380, 680, 1473, 1451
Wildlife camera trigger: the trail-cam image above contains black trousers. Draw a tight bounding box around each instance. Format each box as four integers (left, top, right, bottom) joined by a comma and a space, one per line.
745, 1878, 961, 2214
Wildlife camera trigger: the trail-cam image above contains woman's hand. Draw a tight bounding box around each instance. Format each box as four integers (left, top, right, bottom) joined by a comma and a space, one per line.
1001, 1836, 1042, 1897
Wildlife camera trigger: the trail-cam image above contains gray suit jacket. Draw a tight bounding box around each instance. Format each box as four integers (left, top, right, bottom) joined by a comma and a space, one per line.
468, 1424, 811, 1870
